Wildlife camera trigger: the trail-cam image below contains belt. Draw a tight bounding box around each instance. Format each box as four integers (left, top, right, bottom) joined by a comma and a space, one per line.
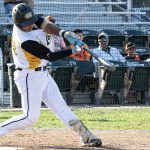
17, 66, 47, 71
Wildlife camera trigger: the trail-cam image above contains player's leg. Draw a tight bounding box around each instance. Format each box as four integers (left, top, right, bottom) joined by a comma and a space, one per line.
42, 75, 102, 147
42, 75, 78, 126
0, 72, 45, 136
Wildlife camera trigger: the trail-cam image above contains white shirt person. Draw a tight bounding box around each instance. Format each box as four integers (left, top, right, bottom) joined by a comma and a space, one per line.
92, 32, 125, 63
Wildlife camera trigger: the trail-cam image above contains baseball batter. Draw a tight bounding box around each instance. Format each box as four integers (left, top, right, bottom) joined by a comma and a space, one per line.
0, 3, 102, 147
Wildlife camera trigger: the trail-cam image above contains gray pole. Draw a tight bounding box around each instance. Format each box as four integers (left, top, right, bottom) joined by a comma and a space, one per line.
7, 63, 14, 107
127, 0, 132, 22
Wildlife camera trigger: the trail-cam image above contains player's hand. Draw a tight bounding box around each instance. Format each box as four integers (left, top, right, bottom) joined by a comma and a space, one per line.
64, 31, 85, 47
45, 16, 55, 23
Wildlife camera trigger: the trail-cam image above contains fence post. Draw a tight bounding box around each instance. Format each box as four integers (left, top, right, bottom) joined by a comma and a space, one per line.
0, 48, 3, 106
127, 0, 132, 22
7, 63, 21, 108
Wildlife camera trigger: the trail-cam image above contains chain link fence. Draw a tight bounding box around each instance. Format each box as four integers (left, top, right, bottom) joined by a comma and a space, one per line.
0, 0, 150, 107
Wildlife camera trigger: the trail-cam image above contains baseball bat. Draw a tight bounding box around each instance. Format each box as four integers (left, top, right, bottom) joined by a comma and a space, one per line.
83, 47, 116, 71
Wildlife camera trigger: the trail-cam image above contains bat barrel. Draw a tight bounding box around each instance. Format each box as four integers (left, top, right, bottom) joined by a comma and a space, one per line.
83, 47, 116, 71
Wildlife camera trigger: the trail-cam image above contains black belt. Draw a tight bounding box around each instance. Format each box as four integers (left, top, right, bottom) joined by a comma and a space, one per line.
17, 66, 47, 71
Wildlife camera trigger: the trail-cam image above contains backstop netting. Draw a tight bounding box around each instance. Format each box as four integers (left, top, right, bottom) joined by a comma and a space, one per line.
0, 0, 150, 106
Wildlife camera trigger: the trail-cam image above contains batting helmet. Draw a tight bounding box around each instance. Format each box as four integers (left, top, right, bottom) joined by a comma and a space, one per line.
12, 3, 38, 27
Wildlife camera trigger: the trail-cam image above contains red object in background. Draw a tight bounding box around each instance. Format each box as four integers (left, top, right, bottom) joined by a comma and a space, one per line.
135, 54, 140, 60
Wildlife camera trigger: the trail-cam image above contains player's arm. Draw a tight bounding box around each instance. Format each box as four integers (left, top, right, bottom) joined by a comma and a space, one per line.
21, 40, 80, 61
35, 15, 85, 47
35, 15, 61, 36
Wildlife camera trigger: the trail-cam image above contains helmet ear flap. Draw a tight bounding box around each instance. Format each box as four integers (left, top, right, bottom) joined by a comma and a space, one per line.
12, 3, 38, 27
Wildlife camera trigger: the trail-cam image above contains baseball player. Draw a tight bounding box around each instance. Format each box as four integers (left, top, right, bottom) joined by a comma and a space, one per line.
0, 3, 102, 147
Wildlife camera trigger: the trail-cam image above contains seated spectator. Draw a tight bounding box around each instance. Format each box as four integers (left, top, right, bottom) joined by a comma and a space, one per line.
69, 29, 91, 61
92, 32, 125, 63
124, 42, 140, 60
45, 16, 66, 52
92, 32, 125, 104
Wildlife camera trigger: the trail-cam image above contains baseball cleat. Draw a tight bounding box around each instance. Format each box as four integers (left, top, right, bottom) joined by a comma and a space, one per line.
80, 137, 102, 147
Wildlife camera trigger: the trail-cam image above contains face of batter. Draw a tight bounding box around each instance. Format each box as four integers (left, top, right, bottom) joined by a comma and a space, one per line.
21, 24, 34, 32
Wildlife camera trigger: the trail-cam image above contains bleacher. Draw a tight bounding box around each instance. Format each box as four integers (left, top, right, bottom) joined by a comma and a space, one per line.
0, 0, 150, 107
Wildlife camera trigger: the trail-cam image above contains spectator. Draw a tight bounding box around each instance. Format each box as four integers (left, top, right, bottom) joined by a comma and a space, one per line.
92, 32, 125, 104
69, 29, 91, 61
92, 32, 125, 62
45, 16, 66, 52
124, 42, 146, 105
124, 42, 140, 60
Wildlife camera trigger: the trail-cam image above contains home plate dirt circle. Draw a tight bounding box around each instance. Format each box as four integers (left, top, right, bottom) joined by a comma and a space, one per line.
0, 129, 150, 150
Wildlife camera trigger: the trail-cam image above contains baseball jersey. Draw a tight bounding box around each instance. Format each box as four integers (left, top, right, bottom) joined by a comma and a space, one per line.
51, 35, 66, 52
12, 25, 55, 69
92, 46, 125, 62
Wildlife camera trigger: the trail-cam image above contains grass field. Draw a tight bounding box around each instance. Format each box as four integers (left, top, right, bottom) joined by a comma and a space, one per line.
0, 106, 150, 130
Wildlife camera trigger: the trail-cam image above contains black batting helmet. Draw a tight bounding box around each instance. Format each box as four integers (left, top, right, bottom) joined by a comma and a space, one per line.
12, 3, 38, 27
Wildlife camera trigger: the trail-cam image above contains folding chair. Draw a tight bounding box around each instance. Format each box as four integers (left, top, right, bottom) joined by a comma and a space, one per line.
52, 66, 74, 91
99, 29, 125, 47
52, 66, 74, 104
64, 29, 98, 48
47, 59, 70, 75
66, 60, 97, 104
128, 36, 148, 47
82, 29, 98, 36
95, 60, 127, 105
51, 59, 70, 67
122, 29, 148, 47
124, 60, 150, 105
109, 35, 125, 47
99, 29, 122, 36
83, 35, 98, 48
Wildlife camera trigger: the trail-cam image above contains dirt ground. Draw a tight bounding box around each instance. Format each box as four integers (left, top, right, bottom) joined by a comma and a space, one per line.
0, 129, 150, 150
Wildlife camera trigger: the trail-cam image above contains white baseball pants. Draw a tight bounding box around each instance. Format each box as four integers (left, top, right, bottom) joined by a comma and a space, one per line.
0, 69, 77, 136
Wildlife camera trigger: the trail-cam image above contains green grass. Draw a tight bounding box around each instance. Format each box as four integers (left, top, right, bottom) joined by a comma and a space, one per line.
0, 107, 150, 130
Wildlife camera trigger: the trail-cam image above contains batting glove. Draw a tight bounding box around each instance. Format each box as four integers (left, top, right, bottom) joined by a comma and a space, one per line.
60, 30, 85, 47
71, 44, 82, 54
